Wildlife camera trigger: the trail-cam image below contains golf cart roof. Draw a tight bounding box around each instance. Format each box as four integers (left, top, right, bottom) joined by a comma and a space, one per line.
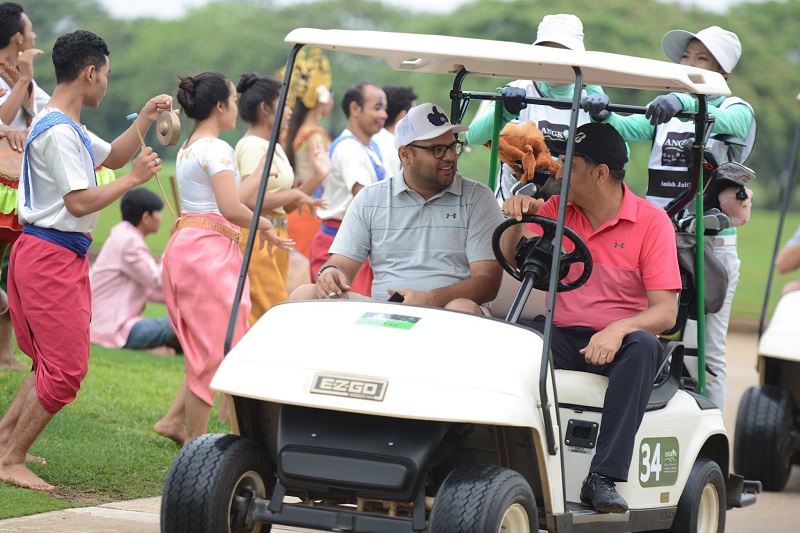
285, 28, 730, 96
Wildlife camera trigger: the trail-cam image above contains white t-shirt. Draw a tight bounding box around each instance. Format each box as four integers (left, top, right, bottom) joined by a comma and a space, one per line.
18, 108, 111, 233
372, 128, 400, 178
317, 129, 383, 221
0, 78, 50, 129
177, 137, 239, 215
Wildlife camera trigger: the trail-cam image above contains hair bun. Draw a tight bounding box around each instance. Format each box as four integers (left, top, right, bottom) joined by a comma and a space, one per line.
178, 75, 196, 94
177, 75, 197, 118
237, 73, 258, 93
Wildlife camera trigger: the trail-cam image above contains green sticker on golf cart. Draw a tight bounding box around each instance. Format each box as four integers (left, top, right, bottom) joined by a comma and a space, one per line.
357, 312, 420, 330
639, 437, 679, 487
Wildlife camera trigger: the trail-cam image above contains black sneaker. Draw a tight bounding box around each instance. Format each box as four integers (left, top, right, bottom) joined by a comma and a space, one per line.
580, 472, 629, 513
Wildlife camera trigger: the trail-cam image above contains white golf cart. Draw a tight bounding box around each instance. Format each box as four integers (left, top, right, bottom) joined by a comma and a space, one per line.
733, 92, 800, 492
160, 29, 760, 532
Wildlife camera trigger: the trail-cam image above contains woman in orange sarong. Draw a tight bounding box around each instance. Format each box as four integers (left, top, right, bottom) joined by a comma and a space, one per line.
234, 73, 327, 325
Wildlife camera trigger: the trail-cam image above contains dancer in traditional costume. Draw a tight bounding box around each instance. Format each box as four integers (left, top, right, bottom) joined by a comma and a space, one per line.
0, 30, 168, 491
282, 47, 334, 260
235, 73, 326, 324
0, 2, 48, 369
155, 71, 294, 446
308, 82, 387, 295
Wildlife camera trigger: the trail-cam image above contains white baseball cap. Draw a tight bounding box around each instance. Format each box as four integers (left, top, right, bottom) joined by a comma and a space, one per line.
661, 26, 742, 73
533, 14, 585, 52
394, 103, 468, 149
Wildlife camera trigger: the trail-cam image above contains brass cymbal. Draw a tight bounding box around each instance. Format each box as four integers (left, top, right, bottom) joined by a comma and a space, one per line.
157, 111, 181, 146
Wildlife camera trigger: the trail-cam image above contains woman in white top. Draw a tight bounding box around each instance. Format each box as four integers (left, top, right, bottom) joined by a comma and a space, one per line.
155, 71, 294, 445
235, 73, 326, 324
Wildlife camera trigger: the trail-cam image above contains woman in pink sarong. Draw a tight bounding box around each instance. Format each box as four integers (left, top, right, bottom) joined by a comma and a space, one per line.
154, 71, 294, 445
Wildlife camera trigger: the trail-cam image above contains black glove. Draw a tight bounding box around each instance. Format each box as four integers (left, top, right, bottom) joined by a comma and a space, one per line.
645, 94, 683, 126
580, 93, 610, 121
500, 86, 527, 115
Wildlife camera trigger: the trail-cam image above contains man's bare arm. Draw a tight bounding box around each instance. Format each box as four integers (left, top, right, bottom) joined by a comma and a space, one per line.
395, 260, 503, 307
314, 254, 363, 298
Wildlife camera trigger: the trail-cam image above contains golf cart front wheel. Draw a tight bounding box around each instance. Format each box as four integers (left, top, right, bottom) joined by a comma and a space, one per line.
160, 433, 274, 533
428, 464, 536, 533
662, 455, 725, 533
733, 385, 794, 491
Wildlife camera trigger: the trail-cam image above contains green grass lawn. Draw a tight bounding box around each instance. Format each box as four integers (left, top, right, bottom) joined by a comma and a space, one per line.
0, 340, 229, 519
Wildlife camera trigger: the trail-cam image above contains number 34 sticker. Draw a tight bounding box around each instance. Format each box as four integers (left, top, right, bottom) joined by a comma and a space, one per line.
639, 437, 679, 487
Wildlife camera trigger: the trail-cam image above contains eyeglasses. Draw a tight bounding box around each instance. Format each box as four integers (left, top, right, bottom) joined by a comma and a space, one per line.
407, 140, 464, 159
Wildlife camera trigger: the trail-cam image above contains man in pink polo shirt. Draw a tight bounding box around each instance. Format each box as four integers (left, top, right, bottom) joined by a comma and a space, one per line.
501, 122, 681, 514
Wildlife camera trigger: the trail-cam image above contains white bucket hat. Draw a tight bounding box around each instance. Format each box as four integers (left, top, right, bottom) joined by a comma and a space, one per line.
532, 14, 585, 52
661, 26, 742, 73
394, 103, 468, 149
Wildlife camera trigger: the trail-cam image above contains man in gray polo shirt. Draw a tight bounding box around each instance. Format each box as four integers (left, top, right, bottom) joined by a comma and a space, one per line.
289, 102, 504, 314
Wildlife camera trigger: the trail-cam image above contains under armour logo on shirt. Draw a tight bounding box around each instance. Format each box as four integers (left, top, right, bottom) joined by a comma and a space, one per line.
446, 213, 457, 219
614, 241, 625, 249
428, 106, 448, 126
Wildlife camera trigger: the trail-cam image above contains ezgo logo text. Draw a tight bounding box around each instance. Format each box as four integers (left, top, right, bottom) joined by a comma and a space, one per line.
311, 373, 388, 401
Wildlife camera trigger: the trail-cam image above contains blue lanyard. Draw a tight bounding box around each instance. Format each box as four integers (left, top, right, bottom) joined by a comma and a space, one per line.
329, 133, 386, 182
23, 111, 96, 209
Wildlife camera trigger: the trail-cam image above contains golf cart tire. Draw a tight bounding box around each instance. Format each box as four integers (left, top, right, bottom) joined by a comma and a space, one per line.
428, 464, 536, 533
733, 385, 793, 491
662, 455, 725, 533
161, 433, 273, 533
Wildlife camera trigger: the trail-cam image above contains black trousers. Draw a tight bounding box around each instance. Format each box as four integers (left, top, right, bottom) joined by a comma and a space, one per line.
524, 319, 663, 481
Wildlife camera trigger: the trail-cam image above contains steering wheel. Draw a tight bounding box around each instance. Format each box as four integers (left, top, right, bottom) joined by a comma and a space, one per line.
492, 215, 593, 292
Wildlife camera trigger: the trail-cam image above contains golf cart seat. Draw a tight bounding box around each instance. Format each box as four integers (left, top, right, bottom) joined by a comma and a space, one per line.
555, 341, 685, 411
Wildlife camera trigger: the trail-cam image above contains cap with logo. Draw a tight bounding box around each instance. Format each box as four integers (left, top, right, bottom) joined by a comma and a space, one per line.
661, 26, 742, 74
533, 14, 585, 52
394, 103, 469, 149
545, 123, 628, 171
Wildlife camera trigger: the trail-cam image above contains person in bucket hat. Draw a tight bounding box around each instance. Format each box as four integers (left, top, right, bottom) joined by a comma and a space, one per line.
579, 25, 756, 414
467, 13, 607, 202
501, 122, 682, 513
290, 103, 504, 314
